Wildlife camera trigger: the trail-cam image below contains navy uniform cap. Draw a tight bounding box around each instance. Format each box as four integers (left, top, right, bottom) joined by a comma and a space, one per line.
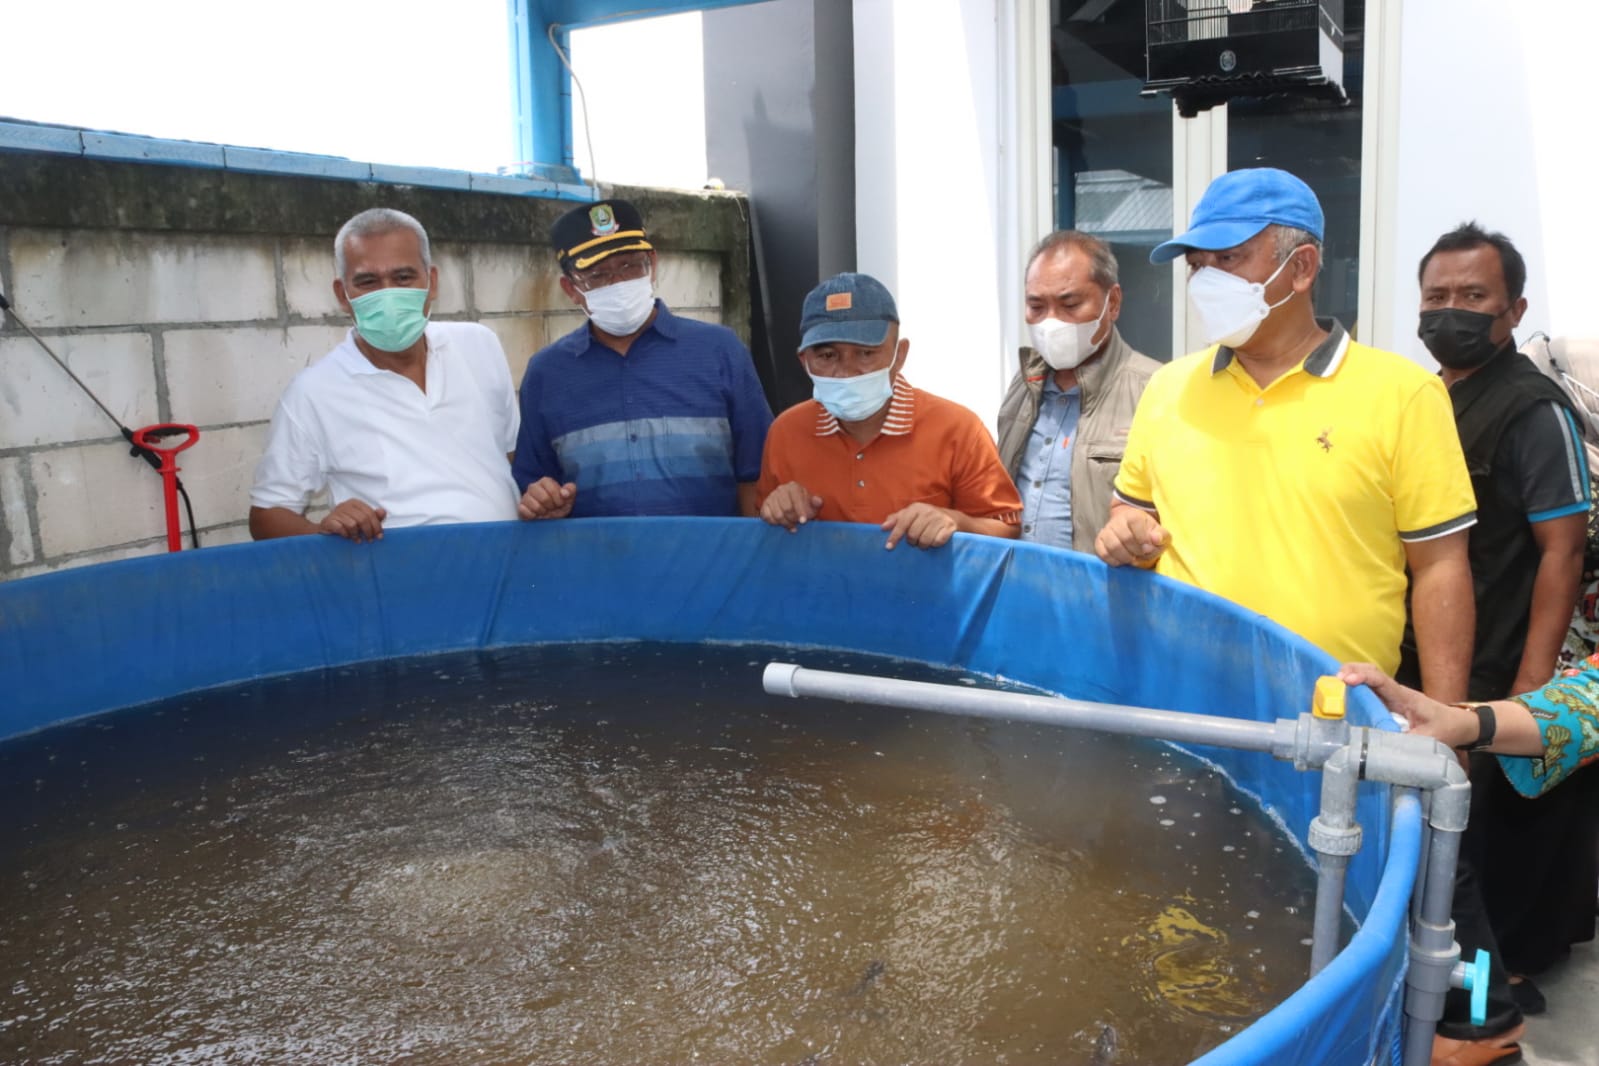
551, 198, 653, 272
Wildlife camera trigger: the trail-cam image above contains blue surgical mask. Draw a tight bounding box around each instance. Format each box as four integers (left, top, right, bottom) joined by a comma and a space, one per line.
349, 286, 430, 352
809, 365, 895, 422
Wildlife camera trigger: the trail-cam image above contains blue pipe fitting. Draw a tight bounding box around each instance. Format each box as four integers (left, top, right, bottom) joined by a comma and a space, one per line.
1450, 948, 1491, 1027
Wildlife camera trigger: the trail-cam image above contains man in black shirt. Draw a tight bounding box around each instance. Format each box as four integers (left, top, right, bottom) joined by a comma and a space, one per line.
1407, 222, 1594, 1063
1410, 222, 1589, 699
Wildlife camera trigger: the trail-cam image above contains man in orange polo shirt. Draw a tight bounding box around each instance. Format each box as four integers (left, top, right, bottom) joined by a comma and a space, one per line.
756, 273, 1022, 550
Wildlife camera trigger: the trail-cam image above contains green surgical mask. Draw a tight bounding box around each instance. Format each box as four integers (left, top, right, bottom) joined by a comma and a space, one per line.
349, 286, 430, 352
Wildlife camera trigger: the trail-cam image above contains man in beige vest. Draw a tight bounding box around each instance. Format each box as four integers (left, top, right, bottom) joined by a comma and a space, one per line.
996, 231, 1160, 552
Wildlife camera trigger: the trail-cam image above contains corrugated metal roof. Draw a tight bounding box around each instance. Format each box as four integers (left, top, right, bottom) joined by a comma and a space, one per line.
1073, 169, 1172, 241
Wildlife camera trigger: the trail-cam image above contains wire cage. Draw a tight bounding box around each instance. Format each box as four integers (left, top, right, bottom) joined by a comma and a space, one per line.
1144, 0, 1347, 116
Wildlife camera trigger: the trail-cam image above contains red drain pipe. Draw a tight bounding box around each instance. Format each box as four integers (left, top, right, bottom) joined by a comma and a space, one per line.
130, 424, 201, 552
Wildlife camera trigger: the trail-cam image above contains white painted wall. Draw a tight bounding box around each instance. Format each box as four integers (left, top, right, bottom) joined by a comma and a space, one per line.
0, 222, 725, 581
1377, 1, 1599, 363
854, 0, 1011, 429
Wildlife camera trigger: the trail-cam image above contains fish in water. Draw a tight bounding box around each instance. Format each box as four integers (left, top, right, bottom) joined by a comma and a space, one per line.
845, 958, 886, 997
1089, 1023, 1119, 1064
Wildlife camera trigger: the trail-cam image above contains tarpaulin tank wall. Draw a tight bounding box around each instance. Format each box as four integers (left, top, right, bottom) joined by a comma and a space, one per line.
0, 518, 1421, 1065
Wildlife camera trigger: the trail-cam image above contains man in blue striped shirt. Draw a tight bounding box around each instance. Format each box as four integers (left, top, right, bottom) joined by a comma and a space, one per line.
513, 199, 773, 518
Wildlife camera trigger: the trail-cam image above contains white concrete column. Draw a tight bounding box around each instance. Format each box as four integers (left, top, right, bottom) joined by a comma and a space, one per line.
852, 0, 900, 295
1169, 102, 1227, 357
997, 0, 1053, 401
1379, 2, 1599, 360
1356, 0, 1403, 355
854, 0, 1008, 428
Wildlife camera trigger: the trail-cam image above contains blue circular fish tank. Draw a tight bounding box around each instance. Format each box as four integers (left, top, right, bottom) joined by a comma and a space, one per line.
0, 518, 1417, 1065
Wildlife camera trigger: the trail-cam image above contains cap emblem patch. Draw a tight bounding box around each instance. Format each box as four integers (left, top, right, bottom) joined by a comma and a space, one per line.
588, 204, 617, 237
825, 293, 852, 312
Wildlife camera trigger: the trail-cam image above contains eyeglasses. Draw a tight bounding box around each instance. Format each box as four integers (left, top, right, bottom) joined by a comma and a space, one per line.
570, 254, 651, 292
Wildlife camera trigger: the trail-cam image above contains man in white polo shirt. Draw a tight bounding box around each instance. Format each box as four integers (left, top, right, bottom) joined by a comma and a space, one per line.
249, 208, 521, 542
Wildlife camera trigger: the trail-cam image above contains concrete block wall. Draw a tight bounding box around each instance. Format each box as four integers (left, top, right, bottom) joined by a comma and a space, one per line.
0, 152, 753, 582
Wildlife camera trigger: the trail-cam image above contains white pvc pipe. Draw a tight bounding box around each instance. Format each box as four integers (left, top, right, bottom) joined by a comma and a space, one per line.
762, 662, 1293, 754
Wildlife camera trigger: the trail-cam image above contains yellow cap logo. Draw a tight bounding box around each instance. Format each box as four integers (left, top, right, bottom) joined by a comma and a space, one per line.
825, 293, 852, 312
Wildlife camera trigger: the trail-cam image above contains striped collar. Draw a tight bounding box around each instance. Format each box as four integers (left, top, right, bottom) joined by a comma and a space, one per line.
814, 375, 917, 437
1211, 318, 1350, 378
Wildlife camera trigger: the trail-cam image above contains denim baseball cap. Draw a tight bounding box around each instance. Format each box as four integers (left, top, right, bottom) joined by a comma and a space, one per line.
1150, 168, 1324, 264
798, 273, 899, 350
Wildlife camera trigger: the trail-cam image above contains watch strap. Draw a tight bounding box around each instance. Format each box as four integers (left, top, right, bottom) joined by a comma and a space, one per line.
1460, 702, 1497, 751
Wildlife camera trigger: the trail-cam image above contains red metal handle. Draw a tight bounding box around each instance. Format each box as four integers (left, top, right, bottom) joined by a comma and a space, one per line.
131, 423, 200, 552
131, 423, 201, 456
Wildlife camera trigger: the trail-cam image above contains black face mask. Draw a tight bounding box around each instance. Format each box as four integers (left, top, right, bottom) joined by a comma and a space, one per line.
1418, 307, 1509, 370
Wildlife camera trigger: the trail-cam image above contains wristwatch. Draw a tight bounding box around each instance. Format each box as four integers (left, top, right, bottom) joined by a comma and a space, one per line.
1457, 702, 1497, 751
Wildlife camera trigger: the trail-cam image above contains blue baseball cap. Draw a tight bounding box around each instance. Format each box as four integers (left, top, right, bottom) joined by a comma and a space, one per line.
1150, 168, 1324, 264
798, 273, 899, 351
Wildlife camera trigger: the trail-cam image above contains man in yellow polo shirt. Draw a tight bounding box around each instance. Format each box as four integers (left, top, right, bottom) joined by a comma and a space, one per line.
1095, 168, 1476, 696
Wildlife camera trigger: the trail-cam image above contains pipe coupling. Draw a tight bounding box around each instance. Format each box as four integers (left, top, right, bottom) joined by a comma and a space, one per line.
1292, 712, 1351, 770
1308, 815, 1363, 857
762, 662, 802, 698
1408, 932, 1462, 997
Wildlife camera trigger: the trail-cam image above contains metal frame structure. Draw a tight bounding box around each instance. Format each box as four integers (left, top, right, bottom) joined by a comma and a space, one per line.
505, 0, 776, 185
763, 662, 1491, 1066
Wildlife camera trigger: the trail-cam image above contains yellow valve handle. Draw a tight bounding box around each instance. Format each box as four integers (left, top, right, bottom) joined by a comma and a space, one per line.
1312, 675, 1347, 720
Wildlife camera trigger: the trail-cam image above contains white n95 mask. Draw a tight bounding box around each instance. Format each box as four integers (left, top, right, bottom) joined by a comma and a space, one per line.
1186, 251, 1299, 349
1029, 303, 1109, 371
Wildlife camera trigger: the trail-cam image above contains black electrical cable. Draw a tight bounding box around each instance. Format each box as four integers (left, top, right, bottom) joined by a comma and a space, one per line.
0, 291, 201, 550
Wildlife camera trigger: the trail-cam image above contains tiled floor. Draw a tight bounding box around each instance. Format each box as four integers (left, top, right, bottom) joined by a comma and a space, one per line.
1521, 940, 1599, 1066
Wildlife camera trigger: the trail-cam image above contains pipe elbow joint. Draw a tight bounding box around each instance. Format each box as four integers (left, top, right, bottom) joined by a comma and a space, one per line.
1429, 777, 1471, 833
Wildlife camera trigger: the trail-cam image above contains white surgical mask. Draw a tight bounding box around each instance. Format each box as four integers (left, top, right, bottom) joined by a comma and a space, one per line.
1186, 250, 1299, 348
583, 273, 656, 336
809, 365, 894, 422
1029, 302, 1110, 371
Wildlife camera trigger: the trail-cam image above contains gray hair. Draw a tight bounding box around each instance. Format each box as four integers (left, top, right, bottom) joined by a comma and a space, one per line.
1272, 224, 1322, 263
334, 208, 432, 281
1025, 230, 1119, 289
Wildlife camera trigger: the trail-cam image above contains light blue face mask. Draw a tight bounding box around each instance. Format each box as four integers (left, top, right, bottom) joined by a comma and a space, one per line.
349, 286, 430, 352
809, 365, 895, 422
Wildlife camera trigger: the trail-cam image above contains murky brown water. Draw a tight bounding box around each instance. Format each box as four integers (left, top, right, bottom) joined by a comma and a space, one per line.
0, 644, 1318, 1065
